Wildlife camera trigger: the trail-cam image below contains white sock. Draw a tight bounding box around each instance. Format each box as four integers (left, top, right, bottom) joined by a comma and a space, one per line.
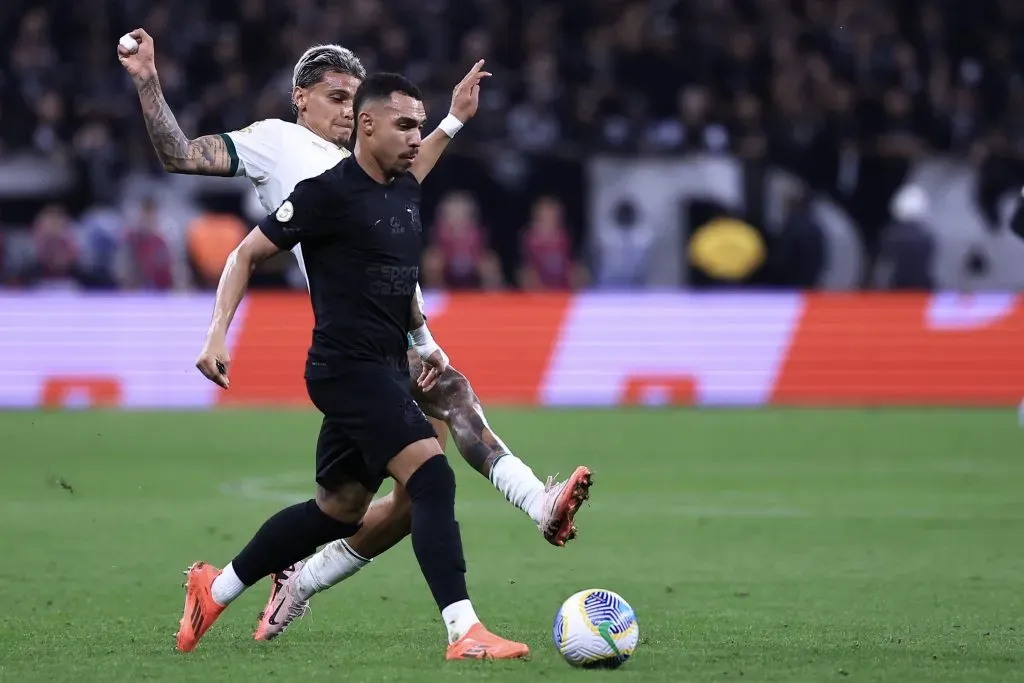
294, 539, 370, 601
489, 454, 546, 524
210, 562, 247, 606
441, 599, 480, 644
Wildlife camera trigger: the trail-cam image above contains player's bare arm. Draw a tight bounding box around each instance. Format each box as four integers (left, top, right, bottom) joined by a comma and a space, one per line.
408, 287, 449, 391
196, 229, 281, 388
118, 29, 235, 176
409, 60, 490, 184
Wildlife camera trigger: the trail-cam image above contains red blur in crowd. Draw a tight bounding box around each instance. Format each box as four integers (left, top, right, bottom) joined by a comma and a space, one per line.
518, 196, 588, 291
122, 197, 174, 290
30, 204, 79, 285
422, 191, 503, 290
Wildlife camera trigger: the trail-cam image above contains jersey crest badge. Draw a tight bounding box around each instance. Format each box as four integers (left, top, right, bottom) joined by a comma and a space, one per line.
276, 201, 294, 223
405, 202, 422, 232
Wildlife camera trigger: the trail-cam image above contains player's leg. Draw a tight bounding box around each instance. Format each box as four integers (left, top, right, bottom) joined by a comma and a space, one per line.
271, 360, 591, 631
412, 357, 591, 546
251, 413, 395, 641
176, 416, 374, 652
387, 436, 527, 659
342, 417, 446, 557
255, 483, 415, 641
258, 420, 446, 633
341, 367, 525, 658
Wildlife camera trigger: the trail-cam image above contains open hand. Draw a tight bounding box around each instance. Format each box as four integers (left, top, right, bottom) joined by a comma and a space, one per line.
449, 60, 492, 123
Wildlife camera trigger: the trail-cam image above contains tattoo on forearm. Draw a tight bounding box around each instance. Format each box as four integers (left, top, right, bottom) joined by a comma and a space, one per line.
411, 361, 511, 476
137, 77, 232, 176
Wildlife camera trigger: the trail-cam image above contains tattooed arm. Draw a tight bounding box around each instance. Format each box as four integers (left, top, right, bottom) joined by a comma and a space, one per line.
136, 79, 234, 175
118, 29, 235, 176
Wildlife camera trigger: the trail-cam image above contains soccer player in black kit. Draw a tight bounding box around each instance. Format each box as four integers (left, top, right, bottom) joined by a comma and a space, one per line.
176, 73, 529, 660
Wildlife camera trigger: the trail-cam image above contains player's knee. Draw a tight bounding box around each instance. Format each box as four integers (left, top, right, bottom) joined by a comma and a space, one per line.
435, 367, 479, 416
404, 454, 456, 506
316, 484, 373, 524
449, 368, 479, 403
300, 498, 362, 545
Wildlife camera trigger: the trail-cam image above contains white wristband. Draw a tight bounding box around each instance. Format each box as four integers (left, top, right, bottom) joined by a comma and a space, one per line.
409, 323, 440, 358
438, 114, 464, 139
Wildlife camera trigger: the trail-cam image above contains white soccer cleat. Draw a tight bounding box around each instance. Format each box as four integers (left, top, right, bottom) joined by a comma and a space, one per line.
253, 561, 310, 641
538, 466, 592, 547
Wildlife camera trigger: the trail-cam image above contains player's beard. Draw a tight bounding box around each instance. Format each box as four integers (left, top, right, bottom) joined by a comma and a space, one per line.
334, 129, 353, 148
395, 151, 417, 173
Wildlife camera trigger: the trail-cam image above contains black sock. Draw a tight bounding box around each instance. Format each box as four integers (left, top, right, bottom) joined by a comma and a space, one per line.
405, 455, 469, 611
231, 499, 360, 586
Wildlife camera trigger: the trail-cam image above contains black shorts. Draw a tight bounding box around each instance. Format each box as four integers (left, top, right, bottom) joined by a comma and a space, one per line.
307, 364, 437, 493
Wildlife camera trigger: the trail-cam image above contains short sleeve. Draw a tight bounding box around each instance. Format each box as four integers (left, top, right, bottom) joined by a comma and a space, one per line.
224, 119, 284, 183
413, 282, 425, 321
414, 283, 426, 313
258, 174, 337, 251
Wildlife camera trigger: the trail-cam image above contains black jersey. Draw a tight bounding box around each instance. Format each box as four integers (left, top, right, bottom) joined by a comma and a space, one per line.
258, 156, 424, 378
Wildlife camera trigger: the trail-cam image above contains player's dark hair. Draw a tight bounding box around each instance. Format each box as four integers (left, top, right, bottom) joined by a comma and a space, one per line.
353, 73, 424, 116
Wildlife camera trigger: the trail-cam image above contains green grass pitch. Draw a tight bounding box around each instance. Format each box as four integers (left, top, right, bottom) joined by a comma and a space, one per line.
1, 408, 1023, 682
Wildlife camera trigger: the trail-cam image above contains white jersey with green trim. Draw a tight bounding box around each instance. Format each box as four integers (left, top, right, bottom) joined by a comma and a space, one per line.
223, 118, 348, 285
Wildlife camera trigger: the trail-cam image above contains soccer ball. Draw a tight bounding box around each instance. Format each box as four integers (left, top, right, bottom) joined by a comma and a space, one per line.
552, 589, 639, 668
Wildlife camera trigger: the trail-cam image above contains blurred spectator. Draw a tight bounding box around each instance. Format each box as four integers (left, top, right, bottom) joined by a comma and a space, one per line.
422, 192, 503, 290
677, 86, 729, 154
872, 185, 935, 289
76, 205, 124, 289
72, 119, 122, 206
21, 204, 83, 289
1, 0, 1023, 292
186, 212, 247, 289
771, 188, 826, 288
517, 196, 587, 291
120, 197, 180, 291
30, 91, 70, 159
593, 199, 655, 289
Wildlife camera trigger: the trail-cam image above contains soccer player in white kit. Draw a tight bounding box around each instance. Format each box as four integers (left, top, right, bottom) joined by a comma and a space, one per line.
119, 30, 592, 648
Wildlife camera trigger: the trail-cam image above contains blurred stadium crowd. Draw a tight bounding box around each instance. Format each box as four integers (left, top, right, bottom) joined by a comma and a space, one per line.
1, 0, 1023, 291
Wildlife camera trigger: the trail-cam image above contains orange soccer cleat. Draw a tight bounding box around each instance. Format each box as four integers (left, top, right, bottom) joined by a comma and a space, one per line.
445, 623, 530, 660
175, 561, 227, 653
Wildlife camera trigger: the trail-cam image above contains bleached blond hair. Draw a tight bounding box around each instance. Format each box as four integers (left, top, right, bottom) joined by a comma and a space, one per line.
291, 44, 366, 113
